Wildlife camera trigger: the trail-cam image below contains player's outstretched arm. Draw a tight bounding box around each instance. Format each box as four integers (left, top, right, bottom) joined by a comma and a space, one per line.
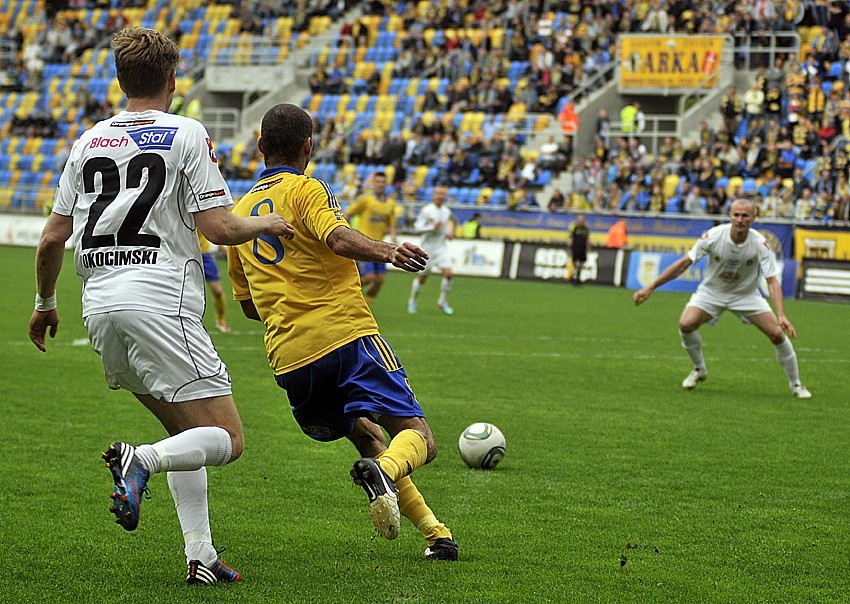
633, 255, 693, 306
30, 213, 73, 351
765, 276, 797, 338
326, 225, 428, 272
195, 206, 295, 245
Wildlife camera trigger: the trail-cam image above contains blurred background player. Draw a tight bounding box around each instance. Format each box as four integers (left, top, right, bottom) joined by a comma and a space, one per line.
568, 213, 591, 284
408, 184, 457, 315
344, 171, 397, 305
228, 103, 458, 561
28, 27, 294, 585
633, 199, 811, 398
198, 230, 231, 333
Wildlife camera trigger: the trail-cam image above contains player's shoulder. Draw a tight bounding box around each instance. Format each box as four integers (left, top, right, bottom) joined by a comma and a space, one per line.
747, 227, 771, 249
700, 223, 728, 241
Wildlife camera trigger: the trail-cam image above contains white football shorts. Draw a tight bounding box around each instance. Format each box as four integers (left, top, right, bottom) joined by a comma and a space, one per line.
686, 290, 773, 326
85, 310, 231, 402
424, 246, 451, 273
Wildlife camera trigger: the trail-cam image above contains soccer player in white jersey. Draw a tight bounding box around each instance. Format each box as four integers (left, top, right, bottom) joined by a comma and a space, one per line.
633, 199, 811, 398
27, 27, 294, 585
408, 185, 457, 315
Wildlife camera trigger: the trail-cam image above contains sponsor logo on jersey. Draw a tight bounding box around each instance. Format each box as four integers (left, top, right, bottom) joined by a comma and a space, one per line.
205, 137, 217, 163
89, 136, 130, 149
80, 249, 158, 269
198, 189, 226, 201
110, 119, 156, 128
127, 127, 179, 151
249, 178, 283, 193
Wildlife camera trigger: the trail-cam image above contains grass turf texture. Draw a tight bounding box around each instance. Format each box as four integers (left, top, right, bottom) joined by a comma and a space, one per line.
1, 244, 848, 603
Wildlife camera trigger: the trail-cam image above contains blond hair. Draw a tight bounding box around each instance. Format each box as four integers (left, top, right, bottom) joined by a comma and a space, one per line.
111, 27, 179, 99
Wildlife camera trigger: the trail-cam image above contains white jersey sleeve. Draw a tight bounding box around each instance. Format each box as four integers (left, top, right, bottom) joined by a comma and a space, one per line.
53, 138, 86, 217
178, 119, 233, 213
755, 230, 780, 279
687, 225, 721, 264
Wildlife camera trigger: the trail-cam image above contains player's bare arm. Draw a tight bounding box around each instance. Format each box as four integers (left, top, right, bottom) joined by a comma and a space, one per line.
326, 225, 428, 272
765, 275, 797, 338
29, 213, 73, 351
195, 206, 294, 245
633, 255, 694, 306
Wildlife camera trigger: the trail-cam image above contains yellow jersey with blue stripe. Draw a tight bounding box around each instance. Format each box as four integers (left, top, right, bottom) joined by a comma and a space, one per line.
228, 166, 379, 374
345, 191, 396, 241
197, 229, 212, 254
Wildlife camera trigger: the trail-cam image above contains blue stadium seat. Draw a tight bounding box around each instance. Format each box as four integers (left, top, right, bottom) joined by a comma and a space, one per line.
742, 178, 756, 194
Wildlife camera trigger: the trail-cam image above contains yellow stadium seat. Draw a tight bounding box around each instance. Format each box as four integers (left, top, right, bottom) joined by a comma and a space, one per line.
726, 176, 744, 196
663, 174, 680, 199
355, 95, 370, 112
413, 165, 429, 186
308, 94, 322, 112
383, 164, 395, 183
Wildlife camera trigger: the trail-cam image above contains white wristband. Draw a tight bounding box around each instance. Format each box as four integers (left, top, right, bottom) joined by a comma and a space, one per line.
35, 293, 57, 312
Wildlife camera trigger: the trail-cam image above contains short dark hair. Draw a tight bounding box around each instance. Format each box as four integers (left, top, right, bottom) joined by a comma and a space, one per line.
112, 27, 179, 99
372, 171, 387, 180
261, 104, 313, 165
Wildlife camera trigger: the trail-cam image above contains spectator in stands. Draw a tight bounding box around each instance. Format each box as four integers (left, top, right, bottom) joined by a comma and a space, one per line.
620, 102, 638, 134
507, 187, 531, 211
718, 142, 742, 176
548, 188, 566, 212
684, 185, 707, 214
795, 187, 816, 221
719, 85, 741, 131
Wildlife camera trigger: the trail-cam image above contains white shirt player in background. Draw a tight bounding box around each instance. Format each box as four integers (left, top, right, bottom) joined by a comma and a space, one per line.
28, 27, 294, 585
633, 199, 811, 398
408, 184, 457, 315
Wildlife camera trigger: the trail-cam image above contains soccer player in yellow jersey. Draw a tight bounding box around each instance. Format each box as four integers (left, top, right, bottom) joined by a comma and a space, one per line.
227, 103, 459, 561
197, 230, 231, 333
344, 171, 396, 305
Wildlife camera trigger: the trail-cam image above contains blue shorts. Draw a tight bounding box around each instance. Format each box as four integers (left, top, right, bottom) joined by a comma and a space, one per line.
275, 335, 424, 442
202, 252, 220, 282
357, 261, 387, 275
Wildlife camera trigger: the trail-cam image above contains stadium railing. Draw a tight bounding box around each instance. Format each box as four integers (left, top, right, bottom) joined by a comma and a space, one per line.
731, 31, 801, 70
203, 107, 241, 144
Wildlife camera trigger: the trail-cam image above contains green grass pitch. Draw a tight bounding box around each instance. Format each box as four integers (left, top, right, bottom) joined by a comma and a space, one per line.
1, 244, 848, 603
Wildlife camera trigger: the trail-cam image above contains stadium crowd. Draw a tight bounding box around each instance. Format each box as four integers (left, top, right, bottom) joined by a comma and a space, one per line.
2, 0, 850, 224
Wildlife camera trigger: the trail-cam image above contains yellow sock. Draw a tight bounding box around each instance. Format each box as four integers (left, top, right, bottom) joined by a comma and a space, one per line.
376, 429, 427, 482
213, 293, 227, 323
392, 474, 452, 546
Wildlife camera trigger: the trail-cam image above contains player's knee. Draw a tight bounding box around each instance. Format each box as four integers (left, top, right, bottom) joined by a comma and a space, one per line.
227, 431, 244, 462
374, 274, 385, 285
424, 432, 438, 463
678, 321, 697, 334
769, 331, 786, 346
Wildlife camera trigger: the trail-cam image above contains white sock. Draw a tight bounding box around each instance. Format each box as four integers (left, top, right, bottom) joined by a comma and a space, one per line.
135, 426, 233, 474
167, 469, 217, 566
774, 338, 801, 386
438, 277, 452, 305
679, 330, 706, 371
410, 278, 422, 302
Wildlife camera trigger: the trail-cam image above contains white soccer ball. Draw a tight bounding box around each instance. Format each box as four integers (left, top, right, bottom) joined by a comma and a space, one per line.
458, 423, 506, 469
